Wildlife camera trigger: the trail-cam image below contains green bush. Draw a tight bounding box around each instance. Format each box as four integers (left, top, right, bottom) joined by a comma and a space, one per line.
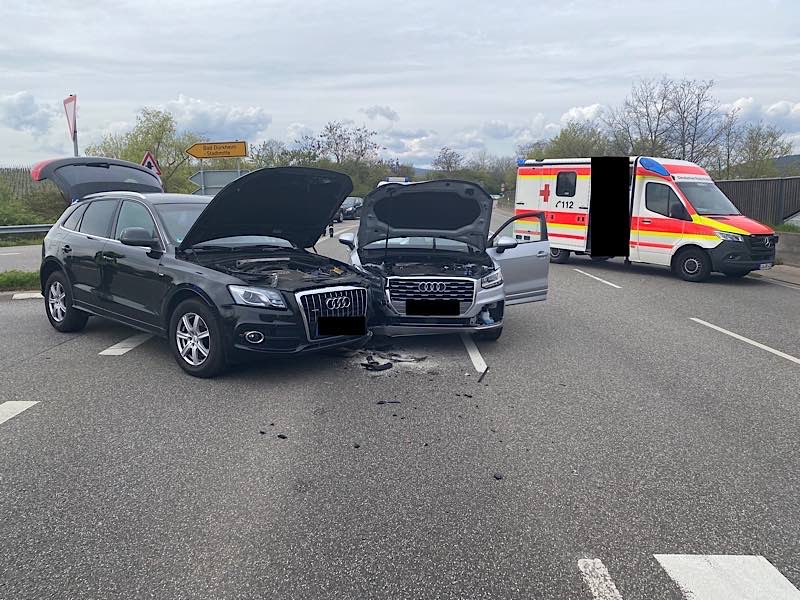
0, 270, 40, 292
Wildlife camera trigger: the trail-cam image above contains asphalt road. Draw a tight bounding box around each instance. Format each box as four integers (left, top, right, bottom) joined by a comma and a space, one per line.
0, 244, 40, 272
1, 216, 799, 599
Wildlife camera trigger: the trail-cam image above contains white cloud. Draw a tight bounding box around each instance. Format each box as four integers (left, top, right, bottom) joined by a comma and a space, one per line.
481, 120, 518, 139
360, 105, 399, 121
162, 95, 272, 141
286, 122, 314, 143
0, 91, 57, 136
560, 103, 605, 124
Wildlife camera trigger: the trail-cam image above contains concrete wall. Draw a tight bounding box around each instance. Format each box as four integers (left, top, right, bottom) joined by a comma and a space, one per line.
777, 232, 800, 266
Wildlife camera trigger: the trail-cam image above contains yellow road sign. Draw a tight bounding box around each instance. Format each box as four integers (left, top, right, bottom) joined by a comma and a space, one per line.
186, 141, 248, 159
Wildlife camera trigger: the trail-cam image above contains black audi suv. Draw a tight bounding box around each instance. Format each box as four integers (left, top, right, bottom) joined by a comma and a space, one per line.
34, 158, 374, 377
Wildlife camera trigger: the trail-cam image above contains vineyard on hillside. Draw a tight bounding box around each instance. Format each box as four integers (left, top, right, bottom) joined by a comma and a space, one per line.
0, 166, 64, 226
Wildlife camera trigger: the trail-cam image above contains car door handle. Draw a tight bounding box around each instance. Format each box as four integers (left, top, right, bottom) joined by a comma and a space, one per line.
642, 219, 652, 224
63, 245, 71, 253
537, 251, 548, 257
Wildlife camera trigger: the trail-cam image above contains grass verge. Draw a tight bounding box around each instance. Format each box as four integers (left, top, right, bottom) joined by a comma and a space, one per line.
775, 222, 800, 233
0, 270, 39, 292
0, 235, 45, 247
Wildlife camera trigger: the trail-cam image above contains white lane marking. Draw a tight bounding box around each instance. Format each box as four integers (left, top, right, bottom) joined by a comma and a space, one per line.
573, 268, 622, 289
578, 559, 624, 600
655, 554, 800, 599
98, 333, 153, 356
0, 401, 39, 426
11, 292, 43, 300
460, 333, 488, 374
0, 252, 22, 255
690, 318, 800, 366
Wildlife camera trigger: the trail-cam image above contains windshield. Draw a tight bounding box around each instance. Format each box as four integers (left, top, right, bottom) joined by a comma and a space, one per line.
154, 203, 207, 244
677, 181, 741, 216
363, 236, 475, 252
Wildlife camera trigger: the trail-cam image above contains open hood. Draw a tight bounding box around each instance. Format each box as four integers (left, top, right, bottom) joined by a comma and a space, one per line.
31, 157, 163, 202
357, 180, 493, 251
179, 167, 353, 250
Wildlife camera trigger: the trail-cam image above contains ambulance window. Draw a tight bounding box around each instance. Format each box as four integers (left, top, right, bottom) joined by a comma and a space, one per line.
556, 171, 577, 197
645, 182, 670, 217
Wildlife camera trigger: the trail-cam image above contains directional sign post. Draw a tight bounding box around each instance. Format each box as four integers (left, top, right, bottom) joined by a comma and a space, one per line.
186, 141, 247, 159
140, 151, 162, 177
188, 170, 249, 196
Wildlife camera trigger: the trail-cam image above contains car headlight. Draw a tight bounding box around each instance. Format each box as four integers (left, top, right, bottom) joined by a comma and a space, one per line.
481, 269, 503, 289
715, 231, 744, 242
228, 285, 286, 309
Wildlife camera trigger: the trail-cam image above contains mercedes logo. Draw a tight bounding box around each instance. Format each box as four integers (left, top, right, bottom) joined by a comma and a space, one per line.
764, 237, 772, 247
325, 296, 351, 310
418, 281, 447, 293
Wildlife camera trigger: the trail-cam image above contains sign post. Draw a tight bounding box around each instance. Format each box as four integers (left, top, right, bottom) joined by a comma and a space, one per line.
63, 95, 78, 157
185, 141, 247, 160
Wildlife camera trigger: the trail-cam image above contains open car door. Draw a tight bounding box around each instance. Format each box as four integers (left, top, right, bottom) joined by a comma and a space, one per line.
486, 211, 549, 305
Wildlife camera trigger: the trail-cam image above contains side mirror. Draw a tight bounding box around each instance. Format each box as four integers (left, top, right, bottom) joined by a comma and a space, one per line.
494, 235, 518, 253
120, 227, 160, 249
339, 232, 356, 250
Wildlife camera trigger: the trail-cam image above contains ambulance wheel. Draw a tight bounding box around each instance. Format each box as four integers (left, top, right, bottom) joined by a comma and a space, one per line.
673, 247, 711, 282
550, 248, 571, 264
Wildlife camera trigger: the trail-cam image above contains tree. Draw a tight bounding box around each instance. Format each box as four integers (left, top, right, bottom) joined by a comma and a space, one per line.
665, 79, 723, 165
432, 146, 463, 172
86, 108, 202, 193
731, 122, 792, 179
709, 109, 742, 179
249, 139, 291, 168
545, 121, 610, 157
516, 140, 549, 160
605, 77, 673, 155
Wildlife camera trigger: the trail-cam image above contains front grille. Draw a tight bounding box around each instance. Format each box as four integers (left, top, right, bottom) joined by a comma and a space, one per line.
297, 287, 368, 341
388, 278, 476, 302
746, 234, 778, 261
387, 277, 476, 316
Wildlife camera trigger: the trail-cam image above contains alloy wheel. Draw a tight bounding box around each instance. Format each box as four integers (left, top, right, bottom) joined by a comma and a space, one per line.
176, 312, 211, 366
48, 281, 67, 322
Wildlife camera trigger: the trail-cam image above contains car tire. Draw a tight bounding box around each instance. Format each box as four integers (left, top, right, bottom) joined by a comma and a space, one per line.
550, 248, 571, 264
44, 270, 89, 333
169, 299, 227, 378
476, 327, 502, 342
673, 247, 712, 282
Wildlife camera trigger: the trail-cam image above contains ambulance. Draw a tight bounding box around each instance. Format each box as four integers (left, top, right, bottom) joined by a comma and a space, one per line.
513, 156, 778, 282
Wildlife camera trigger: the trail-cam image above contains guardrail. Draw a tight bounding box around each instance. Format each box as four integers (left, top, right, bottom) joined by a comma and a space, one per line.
0, 224, 53, 235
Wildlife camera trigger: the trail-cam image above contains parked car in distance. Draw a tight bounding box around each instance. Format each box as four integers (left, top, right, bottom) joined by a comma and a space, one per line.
339, 179, 550, 341
33, 158, 373, 377
341, 196, 363, 220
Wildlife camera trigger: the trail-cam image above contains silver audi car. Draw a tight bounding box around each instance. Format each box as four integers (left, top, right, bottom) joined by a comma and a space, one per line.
338, 179, 549, 341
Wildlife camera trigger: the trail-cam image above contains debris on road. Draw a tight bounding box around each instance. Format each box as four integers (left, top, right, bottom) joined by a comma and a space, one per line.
277, 434, 287, 440
493, 473, 504, 481
353, 443, 360, 449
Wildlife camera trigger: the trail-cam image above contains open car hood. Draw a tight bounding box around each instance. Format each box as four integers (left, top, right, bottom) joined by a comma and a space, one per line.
31, 157, 163, 202
357, 180, 493, 251
179, 167, 353, 250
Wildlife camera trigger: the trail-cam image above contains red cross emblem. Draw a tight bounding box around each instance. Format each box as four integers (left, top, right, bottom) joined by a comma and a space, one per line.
539, 183, 550, 203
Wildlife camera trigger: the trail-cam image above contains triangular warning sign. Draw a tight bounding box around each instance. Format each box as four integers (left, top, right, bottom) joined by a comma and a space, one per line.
140, 151, 162, 176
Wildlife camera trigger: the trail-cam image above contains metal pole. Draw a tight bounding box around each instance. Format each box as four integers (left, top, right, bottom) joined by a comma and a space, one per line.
73, 130, 79, 157
237, 157, 241, 177
200, 159, 205, 194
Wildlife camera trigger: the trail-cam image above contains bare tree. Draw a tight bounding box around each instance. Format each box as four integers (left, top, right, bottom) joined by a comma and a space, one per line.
604, 77, 673, 155
516, 140, 549, 160
349, 125, 381, 165
249, 139, 290, 168
710, 109, 742, 179
432, 146, 464, 172
666, 79, 722, 165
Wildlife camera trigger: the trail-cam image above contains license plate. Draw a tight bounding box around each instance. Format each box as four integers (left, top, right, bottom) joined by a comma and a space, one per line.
405, 299, 460, 316
759, 263, 773, 270
317, 316, 366, 336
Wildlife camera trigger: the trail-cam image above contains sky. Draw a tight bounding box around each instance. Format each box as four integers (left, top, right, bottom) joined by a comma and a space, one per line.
1, 0, 799, 167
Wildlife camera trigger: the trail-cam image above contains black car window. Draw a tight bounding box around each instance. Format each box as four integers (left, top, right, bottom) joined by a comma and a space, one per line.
115, 200, 156, 239
78, 199, 118, 237
556, 171, 577, 197
645, 182, 670, 217
62, 203, 87, 231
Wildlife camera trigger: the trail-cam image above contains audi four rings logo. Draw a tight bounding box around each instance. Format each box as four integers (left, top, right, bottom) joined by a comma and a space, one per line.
325, 296, 351, 309
418, 282, 447, 292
